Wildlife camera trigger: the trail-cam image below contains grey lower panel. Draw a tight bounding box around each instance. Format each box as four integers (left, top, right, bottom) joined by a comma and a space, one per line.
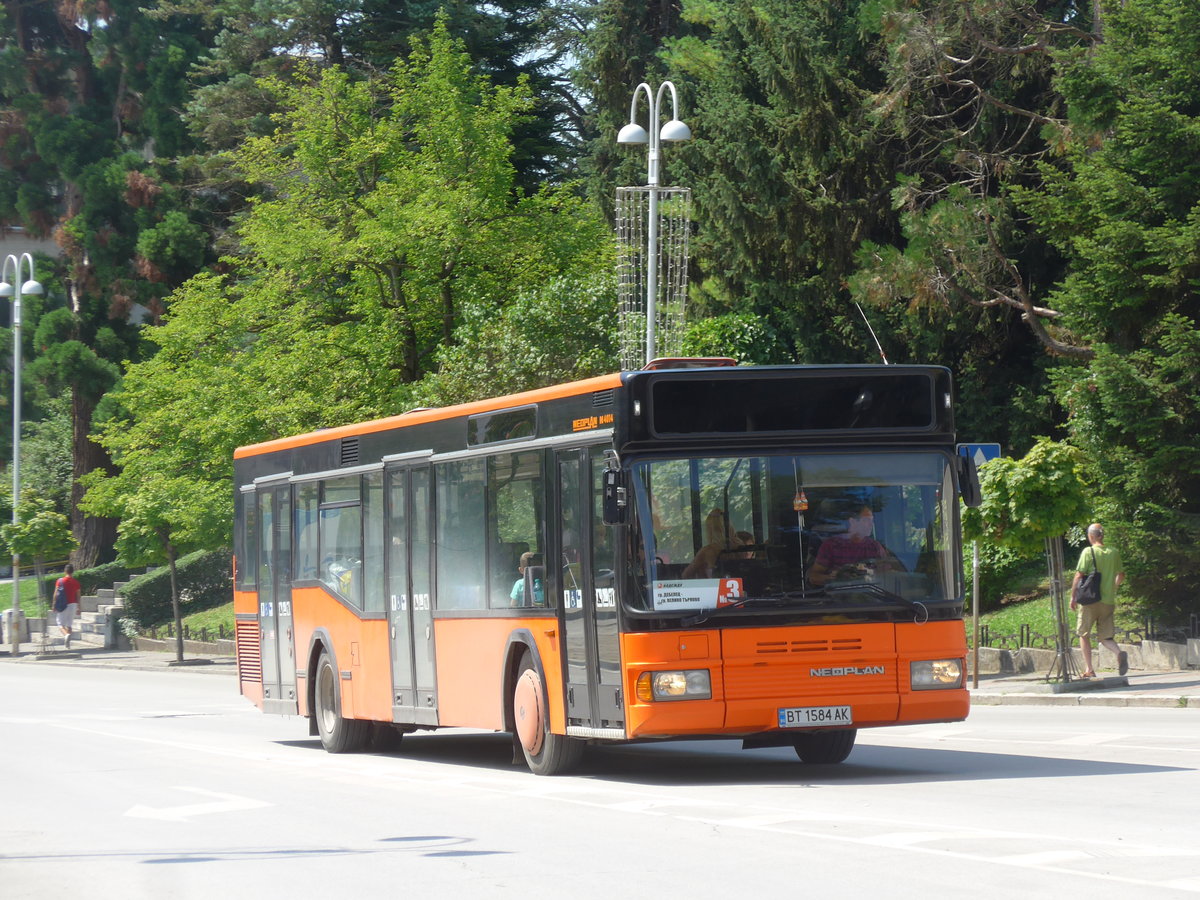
566, 725, 626, 740
393, 706, 440, 727
263, 698, 299, 716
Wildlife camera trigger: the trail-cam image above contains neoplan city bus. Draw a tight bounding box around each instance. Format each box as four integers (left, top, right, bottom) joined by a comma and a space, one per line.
233, 360, 982, 775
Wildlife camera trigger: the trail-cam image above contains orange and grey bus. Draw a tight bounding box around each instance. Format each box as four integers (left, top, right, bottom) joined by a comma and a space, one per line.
233, 361, 980, 774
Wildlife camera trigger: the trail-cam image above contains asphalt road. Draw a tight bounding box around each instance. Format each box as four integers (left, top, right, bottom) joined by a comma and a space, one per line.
2, 663, 1198, 899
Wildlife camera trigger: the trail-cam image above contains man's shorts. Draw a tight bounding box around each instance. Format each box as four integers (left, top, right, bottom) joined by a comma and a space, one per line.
55, 604, 76, 630
1076, 601, 1115, 640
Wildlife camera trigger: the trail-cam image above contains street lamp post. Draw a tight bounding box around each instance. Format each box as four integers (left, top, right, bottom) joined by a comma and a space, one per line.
1, 253, 44, 656
617, 81, 691, 365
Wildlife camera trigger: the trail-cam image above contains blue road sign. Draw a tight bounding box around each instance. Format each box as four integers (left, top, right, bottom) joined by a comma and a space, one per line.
957, 443, 1002, 469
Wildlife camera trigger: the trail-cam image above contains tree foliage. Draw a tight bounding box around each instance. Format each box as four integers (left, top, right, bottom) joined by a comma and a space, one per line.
417, 274, 619, 407
232, 22, 608, 384
83, 24, 613, 553
0, 0, 220, 563
962, 437, 1090, 556
1, 493, 76, 592
1053, 317, 1200, 622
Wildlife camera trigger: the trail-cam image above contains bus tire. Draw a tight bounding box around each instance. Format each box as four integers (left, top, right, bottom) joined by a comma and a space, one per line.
513, 654, 583, 776
314, 650, 370, 753
370, 722, 406, 752
793, 729, 856, 764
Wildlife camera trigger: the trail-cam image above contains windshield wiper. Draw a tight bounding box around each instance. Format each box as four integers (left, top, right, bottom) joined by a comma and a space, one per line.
824, 581, 930, 622
681, 597, 790, 628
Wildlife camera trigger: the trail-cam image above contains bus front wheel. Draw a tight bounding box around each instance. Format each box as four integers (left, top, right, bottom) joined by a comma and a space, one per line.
793, 729, 856, 764
513, 655, 583, 776
314, 650, 371, 753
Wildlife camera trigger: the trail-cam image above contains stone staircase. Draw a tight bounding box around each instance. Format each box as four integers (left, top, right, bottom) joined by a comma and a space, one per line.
74, 582, 133, 650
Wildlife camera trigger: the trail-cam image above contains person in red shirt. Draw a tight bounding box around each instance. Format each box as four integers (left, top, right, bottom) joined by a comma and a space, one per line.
809, 505, 901, 586
54, 564, 82, 650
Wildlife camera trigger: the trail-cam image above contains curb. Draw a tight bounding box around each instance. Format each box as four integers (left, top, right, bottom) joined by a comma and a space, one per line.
971, 693, 1198, 708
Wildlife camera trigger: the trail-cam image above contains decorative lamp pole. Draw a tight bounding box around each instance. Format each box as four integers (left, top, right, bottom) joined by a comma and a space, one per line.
617, 81, 691, 365
1, 253, 44, 656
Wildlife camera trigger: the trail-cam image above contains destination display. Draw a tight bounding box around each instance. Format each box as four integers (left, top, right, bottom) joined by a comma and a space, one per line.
652, 577, 745, 611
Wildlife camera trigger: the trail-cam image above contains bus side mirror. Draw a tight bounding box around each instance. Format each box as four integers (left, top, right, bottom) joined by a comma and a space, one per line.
602, 464, 627, 525
956, 452, 982, 508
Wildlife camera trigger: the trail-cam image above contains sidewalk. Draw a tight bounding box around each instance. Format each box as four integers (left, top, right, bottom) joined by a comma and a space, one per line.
4, 639, 1199, 706
0, 638, 238, 676
969, 668, 1200, 708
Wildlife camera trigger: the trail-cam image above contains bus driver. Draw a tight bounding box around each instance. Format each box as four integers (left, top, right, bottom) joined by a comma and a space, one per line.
808, 505, 899, 586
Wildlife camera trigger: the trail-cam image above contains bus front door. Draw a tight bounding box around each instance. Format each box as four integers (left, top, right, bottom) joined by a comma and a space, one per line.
386, 464, 438, 726
557, 449, 624, 735
257, 485, 296, 714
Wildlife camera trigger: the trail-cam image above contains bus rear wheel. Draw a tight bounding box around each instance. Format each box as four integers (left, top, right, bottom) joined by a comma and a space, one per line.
793, 729, 857, 764
314, 650, 371, 753
513, 655, 583, 776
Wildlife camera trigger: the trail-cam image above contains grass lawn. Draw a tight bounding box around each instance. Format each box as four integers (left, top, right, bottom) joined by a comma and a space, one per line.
13, 576, 57, 618
181, 602, 234, 637
971, 593, 1143, 648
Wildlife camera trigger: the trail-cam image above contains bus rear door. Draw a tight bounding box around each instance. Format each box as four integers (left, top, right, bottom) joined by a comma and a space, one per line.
386, 463, 439, 726
257, 483, 297, 714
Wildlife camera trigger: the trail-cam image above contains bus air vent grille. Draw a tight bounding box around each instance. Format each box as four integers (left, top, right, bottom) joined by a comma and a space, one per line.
755, 638, 863, 655
592, 389, 615, 408
236, 620, 263, 681
340, 437, 360, 466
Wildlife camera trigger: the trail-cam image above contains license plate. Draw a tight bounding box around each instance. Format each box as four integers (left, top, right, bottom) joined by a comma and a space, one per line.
778, 705, 853, 727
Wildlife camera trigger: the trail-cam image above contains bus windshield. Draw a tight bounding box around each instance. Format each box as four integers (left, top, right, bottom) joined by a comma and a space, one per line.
629, 451, 960, 618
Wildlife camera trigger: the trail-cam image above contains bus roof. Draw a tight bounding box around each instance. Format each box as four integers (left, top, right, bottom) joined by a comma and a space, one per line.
233, 372, 625, 459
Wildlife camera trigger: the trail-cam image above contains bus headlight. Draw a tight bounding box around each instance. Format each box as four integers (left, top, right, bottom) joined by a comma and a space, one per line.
636, 669, 712, 702
910, 659, 963, 690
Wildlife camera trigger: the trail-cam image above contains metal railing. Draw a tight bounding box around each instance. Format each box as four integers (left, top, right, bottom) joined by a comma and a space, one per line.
974, 619, 1192, 650
141, 624, 232, 643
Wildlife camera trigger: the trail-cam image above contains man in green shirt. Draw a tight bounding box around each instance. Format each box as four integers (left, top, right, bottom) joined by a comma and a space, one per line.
1069, 523, 1127, 678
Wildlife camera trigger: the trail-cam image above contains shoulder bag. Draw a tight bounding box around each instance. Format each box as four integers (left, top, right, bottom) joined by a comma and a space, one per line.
1073, 547, 1102, 605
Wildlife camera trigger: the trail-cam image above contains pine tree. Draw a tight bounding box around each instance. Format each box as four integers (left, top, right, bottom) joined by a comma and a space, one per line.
0, 0, 218, 564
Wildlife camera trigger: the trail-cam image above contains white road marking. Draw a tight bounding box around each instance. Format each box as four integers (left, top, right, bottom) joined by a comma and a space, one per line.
862, 831, 962, 848
1053, 733, 1127, 745
996, 850, 1093, 866
125, 787, 271, 822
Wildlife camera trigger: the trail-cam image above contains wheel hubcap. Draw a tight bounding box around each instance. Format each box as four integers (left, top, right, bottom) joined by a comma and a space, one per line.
317, 664, 336, 734
514, 669, 544, 755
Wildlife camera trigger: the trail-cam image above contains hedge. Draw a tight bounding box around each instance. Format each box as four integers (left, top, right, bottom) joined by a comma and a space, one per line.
119, 549, 233, 628
39, 560, 143, 598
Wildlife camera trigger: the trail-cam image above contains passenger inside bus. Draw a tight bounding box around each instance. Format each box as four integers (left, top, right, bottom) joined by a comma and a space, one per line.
807, 505, 902, 586
510, 552, 545, 607
682, 509, 750, 578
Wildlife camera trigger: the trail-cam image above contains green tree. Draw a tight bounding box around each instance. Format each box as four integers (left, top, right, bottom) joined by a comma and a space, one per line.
162, 0, 575, 185
81, 454, 227, 662
1053, 319, 1200, 624
86, 25, 611, 557
851, 0, 1094, 359
1013, 0, 1200, 624
962, 438, 1090, 555
0, 0, 221, 564
662, 0, 897, 365
417, 274, 619, 406
19, 394, 73, 512
233, 23, 607, 385
1, 494, 76, 597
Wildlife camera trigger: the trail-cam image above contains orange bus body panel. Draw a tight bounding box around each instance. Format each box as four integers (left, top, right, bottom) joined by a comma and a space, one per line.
290, 586, 392, 722
433, 618, 564, 732
622, 620, 967, 739
233, 587, 263, 706
896, 620, 971, 722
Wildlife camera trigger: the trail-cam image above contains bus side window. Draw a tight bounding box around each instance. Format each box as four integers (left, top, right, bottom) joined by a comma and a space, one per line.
436, 459, 487, 610
488, 451, 545, 609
